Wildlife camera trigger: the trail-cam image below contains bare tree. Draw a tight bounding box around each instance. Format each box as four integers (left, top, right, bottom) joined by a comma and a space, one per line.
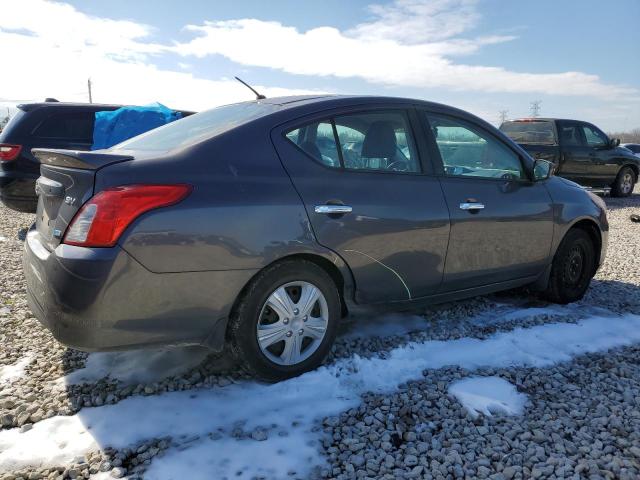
607, 128, 640, 143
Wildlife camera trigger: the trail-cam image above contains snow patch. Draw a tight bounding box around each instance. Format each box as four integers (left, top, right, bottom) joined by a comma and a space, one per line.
2, 314, 640, 476
59, 347, 210, 385
0, 355, 33, 384
449, 376, 527, 418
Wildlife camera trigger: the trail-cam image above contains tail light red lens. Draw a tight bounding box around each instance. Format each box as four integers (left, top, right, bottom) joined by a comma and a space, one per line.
63, 184, 192, 247
0, 144, 22, 161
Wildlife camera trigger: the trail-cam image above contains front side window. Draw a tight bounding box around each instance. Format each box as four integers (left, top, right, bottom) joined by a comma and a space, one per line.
426, 113, 525, 180
582, 125, 608, 147
285, 110, 420, 173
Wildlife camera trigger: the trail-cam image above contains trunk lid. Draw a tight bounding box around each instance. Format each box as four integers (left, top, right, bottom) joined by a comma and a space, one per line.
32, 148, 133, 251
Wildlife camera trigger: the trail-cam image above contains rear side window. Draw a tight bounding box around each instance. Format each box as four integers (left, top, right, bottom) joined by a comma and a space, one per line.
34, 112, 95, 142
286, 121, 340, 168
285, 110, 420, 173
500, 121, 556, 144
558, 123, 583, 146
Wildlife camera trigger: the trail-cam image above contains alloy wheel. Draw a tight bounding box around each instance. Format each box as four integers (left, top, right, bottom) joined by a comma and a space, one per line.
621, 172, 634, 194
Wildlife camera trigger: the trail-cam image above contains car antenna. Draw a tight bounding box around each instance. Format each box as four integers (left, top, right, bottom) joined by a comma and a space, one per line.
234, 76, 266, 100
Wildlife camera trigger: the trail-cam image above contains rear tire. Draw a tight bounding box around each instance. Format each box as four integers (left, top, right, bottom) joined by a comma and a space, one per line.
542, 229, 596, 304
228, 259, 340, 382
611, 167, 636, 197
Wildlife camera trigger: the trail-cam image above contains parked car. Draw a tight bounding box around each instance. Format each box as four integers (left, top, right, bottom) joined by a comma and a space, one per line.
500, 118, 639, 197
620, 143, 640, 157
23, 95, 608, 381
0, 99, 191, 212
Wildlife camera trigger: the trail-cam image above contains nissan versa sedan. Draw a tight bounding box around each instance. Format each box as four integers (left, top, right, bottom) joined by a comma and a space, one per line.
23, 95, 608, 381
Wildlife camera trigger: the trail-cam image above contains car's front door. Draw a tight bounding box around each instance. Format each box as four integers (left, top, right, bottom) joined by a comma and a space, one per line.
421, 111, 554, 291
580, 122, 618, 185
272, 107, 450, 304
557, 121, 592, 185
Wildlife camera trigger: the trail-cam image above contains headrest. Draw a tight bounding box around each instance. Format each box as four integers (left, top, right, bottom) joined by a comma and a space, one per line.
362, 121, 397, 158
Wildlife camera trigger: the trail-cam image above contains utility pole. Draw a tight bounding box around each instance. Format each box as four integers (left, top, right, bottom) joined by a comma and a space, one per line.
529, 100, 542, 118
87, 78, 93, 104
498, 110, 509, 124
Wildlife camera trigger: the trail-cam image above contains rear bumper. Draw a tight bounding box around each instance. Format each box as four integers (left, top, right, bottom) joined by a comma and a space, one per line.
23, 229, 257, 352
0, 171, 38, 213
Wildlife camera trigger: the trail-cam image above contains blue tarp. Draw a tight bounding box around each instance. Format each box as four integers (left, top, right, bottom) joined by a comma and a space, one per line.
92, 103, 182, 150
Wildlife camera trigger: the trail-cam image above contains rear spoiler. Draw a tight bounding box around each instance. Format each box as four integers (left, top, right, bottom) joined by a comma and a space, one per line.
32, 148, 133, 170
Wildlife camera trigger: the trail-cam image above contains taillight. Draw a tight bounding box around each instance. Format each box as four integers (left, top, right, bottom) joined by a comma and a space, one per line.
0, 144, 22, 161
63, 184, 192, 247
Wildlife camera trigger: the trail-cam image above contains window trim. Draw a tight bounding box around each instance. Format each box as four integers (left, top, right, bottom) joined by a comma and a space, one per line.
280, 106, 427, 176
419, 109, 533, 182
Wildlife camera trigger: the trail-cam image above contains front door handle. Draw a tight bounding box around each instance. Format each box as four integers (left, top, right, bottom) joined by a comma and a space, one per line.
314, 205, 353, 214
459, 202, 485, 211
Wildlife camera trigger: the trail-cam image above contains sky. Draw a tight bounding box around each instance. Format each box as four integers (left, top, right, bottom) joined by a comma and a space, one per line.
1, 0, 639, 131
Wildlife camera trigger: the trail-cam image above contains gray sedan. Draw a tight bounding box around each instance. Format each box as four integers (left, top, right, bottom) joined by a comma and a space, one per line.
23, 95, 608, 381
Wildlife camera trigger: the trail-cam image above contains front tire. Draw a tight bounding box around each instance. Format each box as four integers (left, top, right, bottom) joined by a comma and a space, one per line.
611, 167, 636, 197
228, 259, 340, 382
542, 229, 596, 304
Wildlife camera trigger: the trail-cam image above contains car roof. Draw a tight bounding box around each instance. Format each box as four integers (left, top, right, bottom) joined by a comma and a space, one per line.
257, 94, 453, 110
17, 101, 125, 112
505, 117, 595, 124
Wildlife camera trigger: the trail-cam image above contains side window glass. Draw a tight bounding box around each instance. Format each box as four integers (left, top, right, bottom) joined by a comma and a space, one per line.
333, 111, 419, 173
285, 120, 340, 168
34, 112, 95, 142
582, 125, 607, 147
426, 113, 525, 180
558, 123, 582, 146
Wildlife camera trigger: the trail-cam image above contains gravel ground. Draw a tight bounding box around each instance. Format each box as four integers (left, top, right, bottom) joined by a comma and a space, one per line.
0, 187, 639, 479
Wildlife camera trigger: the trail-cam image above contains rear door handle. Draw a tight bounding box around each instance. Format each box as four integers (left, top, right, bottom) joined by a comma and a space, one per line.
314, 205, 353, 214
459, 202, 485, 211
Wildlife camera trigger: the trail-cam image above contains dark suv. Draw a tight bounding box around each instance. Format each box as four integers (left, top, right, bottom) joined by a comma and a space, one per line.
0, 101, 124, 212
0, 100, 192, 212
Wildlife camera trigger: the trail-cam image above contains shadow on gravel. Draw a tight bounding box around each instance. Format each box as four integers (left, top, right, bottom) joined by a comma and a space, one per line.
603, 192, 640, 211
584, 279, 640, 310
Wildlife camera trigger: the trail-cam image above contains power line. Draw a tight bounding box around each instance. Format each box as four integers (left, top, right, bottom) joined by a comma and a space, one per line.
530, 100, 542, 118
498, 109, 509, 124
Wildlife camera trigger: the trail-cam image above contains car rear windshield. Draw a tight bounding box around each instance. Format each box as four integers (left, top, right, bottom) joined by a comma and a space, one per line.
112, 102, 278, 152
500, 121, 557, 145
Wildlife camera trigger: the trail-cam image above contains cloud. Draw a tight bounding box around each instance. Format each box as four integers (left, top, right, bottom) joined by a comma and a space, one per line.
173, 0, 637, 100
0, 0, 321, 111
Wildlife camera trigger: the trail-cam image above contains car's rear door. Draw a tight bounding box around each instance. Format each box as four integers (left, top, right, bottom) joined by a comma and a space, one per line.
420, 110, 554, 291
272, 105, 450, 304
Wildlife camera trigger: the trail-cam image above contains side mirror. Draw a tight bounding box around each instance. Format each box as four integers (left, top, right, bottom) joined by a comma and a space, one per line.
533, 159, 554, 181
609, 138, 620, 148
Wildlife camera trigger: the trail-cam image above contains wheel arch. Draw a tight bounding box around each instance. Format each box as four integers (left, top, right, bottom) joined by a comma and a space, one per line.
226, 252, 354, 337
563, 218, 603, 273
